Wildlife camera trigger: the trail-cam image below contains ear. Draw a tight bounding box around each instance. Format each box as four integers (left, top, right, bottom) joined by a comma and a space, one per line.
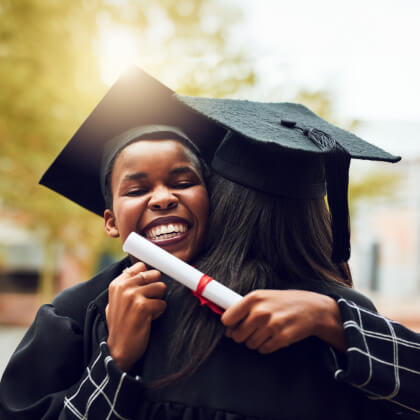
104, 209, 120, 238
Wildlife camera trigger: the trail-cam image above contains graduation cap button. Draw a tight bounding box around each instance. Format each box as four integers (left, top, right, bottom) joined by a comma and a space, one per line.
280, 119, 296, 128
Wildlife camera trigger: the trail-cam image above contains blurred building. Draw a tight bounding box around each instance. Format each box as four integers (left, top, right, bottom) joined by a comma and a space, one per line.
0, 210, 42, 325
0, 214, 43, 294
0, 210, 84, 325
350, 120, 420, 330
351, 161, 420, 296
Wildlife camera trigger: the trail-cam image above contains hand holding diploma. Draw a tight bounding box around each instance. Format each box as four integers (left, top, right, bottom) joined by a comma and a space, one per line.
107, 232, 242, 371
122, 234, 345, 356
221, 289, 346, 354
123, 232, 243, 311
106, 262, 167, 371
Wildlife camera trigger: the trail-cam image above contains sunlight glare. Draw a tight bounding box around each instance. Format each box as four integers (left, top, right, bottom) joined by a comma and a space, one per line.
97, 27, 139, 86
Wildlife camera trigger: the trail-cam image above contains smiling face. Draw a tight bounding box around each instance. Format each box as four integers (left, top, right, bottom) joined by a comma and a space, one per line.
104, 139, 209, 262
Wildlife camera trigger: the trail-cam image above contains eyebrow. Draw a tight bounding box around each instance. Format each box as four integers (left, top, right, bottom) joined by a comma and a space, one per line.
170, 166, 197, 176
123, 172, 147, 182
122, 166, 197, 182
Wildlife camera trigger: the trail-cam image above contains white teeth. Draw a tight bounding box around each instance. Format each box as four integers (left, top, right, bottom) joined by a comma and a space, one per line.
145, 223, 188, 240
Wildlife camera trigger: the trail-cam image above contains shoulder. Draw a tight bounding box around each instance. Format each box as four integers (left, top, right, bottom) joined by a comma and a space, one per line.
325, 283, 376, 312
303, 281, 377, 312
51, 257, 130, 325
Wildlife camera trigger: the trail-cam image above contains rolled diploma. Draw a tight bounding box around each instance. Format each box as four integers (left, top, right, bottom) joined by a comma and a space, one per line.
123, 232, 243, 310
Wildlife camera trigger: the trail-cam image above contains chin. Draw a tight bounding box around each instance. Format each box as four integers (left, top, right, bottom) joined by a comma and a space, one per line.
173, 252, 188, 262
171, 248, 194, 263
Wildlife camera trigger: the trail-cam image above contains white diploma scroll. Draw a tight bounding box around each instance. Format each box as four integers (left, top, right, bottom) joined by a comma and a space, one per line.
123, 232, 243, 310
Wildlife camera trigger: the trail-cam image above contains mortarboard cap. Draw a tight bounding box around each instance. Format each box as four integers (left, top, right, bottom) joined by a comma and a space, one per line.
39, 66, 225, 216
40, 66, 401, 264
175, 95, 401, 263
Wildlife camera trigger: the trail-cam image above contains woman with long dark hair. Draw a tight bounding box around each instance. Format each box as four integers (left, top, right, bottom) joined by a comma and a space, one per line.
163, 173, 352, 378
132, 174, 397, 420
130, 96, 401, 419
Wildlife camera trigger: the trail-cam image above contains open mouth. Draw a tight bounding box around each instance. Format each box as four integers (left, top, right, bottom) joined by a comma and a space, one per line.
142, 217, 191, 246
145, 223, 189, 240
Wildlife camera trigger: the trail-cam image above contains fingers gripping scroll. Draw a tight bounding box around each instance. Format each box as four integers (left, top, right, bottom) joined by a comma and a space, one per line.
106, 262, 167, 371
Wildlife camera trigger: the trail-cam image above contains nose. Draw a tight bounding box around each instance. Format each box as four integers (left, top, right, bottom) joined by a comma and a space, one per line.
148, 186, 178, 210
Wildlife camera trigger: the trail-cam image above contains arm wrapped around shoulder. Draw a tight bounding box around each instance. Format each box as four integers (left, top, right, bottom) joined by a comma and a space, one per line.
330, 297, 420, 416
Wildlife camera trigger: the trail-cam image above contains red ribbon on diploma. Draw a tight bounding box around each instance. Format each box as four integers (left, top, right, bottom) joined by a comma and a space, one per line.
191, 274, 224, 315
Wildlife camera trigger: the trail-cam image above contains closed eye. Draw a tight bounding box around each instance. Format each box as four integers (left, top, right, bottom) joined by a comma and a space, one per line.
173, 182, 195, 189
124, 189, 148, 196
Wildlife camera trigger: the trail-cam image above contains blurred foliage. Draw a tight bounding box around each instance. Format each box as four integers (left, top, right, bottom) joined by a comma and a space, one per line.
294, 89, 334, 122
348, 170, 401, 214
0, 0, 255, 280
294, 89, 400, 214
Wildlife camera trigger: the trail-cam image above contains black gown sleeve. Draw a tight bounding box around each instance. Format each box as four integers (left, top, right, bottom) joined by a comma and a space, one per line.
0, 303, 144, 419
328, 297, 420, 417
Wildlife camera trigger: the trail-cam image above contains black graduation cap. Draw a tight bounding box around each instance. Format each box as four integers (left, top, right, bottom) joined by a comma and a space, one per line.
39, 66, 225, 216
40, 66, 400, 263
175, 95, 401, 263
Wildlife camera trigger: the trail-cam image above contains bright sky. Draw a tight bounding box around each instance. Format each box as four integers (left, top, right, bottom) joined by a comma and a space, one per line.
97, 0, 420, 122
96, 0, 420, 157
231, 0, 420, 122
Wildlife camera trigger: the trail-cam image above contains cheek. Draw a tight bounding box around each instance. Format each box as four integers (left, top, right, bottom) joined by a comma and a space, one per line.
188, 188, 210, 230
113, 198, 147, 228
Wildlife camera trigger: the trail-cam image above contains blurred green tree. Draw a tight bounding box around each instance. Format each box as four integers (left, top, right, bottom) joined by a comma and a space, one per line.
0, 0, 254, 298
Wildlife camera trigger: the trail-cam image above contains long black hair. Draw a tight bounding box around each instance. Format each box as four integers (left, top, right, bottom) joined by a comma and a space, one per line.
154, 173, 352, 386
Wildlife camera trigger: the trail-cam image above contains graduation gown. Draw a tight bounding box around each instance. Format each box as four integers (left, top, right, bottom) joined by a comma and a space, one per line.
330, 298, 420, 417
0, 258, 403, 419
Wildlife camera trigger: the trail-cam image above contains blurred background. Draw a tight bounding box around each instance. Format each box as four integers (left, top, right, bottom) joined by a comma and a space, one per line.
1, 0, 419, 374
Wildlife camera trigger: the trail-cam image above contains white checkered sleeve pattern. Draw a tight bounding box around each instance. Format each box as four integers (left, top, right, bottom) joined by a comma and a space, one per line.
63, 341, 143, 419
329, 298, 420, 416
